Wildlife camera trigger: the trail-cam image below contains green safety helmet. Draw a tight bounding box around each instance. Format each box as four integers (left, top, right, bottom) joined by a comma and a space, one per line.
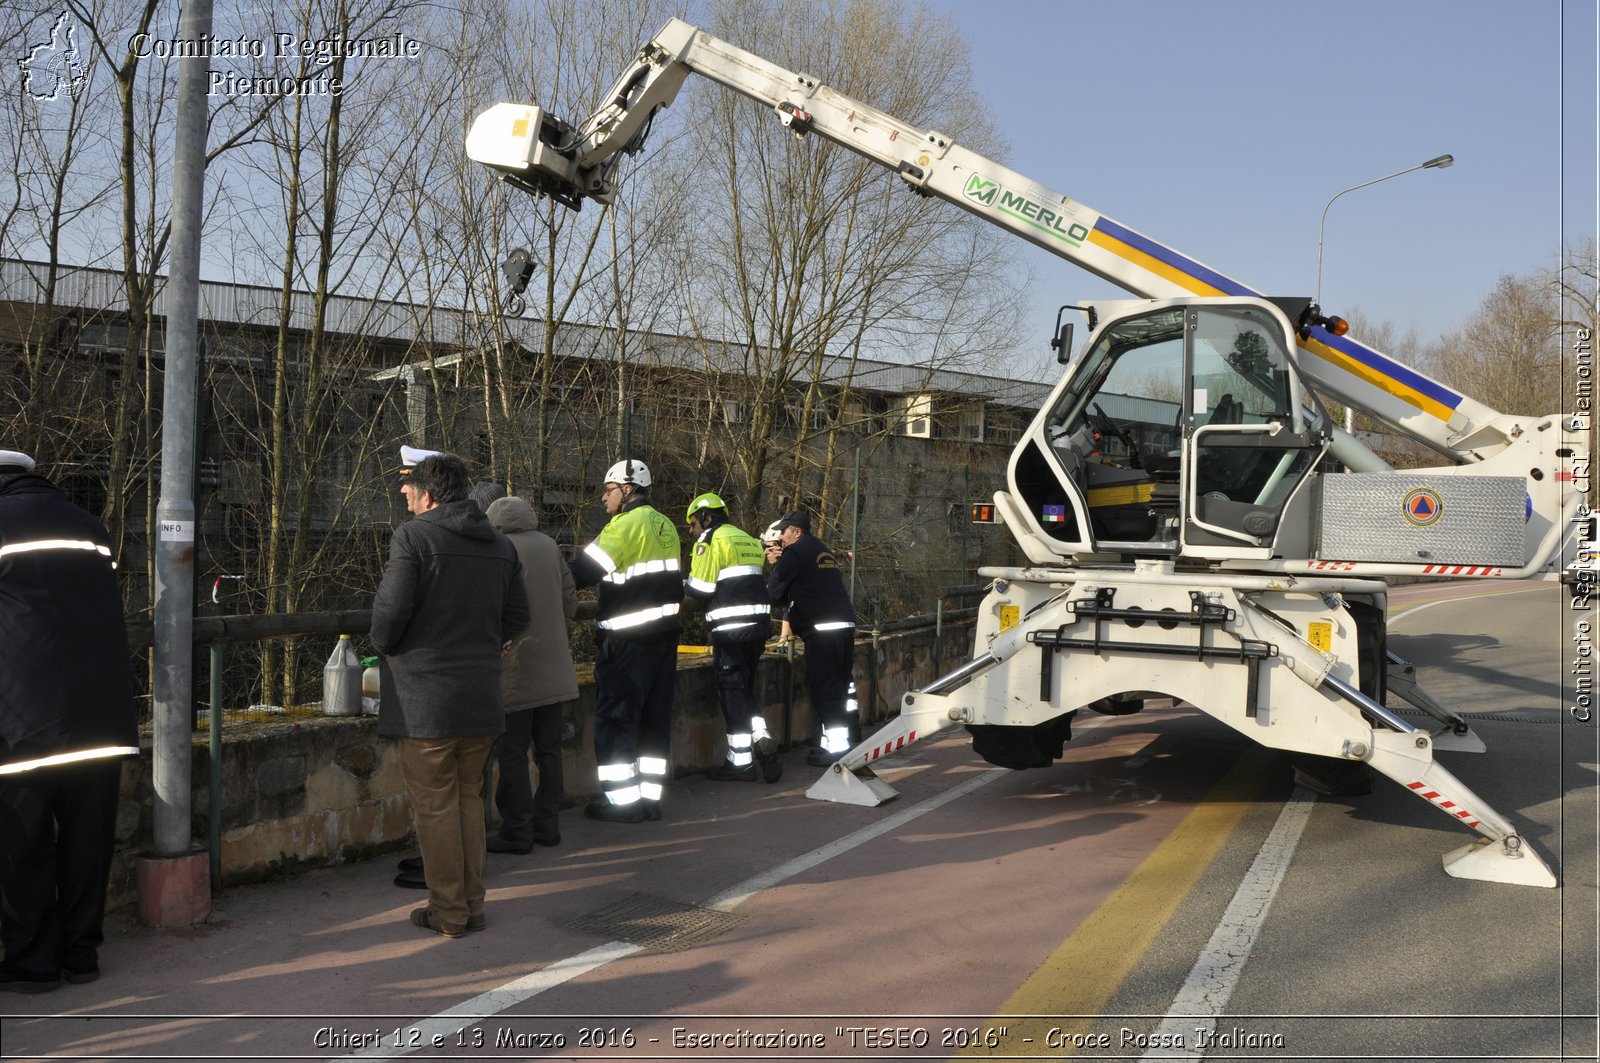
685, 492, 729, 524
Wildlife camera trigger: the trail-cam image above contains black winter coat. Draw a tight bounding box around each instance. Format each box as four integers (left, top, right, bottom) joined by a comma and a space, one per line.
767, 531, 856, 638
371, 499, 530, 739
0, 474, 137, 772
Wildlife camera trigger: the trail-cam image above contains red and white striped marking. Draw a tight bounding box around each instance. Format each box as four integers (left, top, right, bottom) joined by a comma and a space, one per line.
1420, 564, 1503, 576
865, 731, 918, 762
1305, 560, 1507, 577
1407, 780, 1481, 828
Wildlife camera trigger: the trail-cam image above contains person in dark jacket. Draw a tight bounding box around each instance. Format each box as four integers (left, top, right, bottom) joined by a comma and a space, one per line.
484, 495, 578, 852
767, 510, 858, 767
569, 459, 682, 823
0, 450, 138, 993
372, 450, 530, 937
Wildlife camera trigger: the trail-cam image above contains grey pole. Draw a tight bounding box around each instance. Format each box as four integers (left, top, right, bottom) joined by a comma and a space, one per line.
152, 0, 212, 856
849, 446, 860, 602
1313, 153, 1453, 435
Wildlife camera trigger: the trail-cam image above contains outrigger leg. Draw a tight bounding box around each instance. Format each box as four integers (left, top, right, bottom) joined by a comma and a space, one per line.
1322, 672, 1557, 887
806, 653, 1002, 806
1385, 650, 1486, 753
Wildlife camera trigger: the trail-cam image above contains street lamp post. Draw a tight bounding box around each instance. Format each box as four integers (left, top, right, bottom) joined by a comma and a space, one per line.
1315, 153, 1453, 432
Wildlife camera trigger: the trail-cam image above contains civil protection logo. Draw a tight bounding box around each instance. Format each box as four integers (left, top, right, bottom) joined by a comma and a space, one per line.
18, 11, 87, 102
1402, 487, 1444, 528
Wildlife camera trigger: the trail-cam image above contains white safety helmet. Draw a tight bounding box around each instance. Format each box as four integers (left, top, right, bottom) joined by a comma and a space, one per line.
603, 458, 651, 488
761, 520, 784, 544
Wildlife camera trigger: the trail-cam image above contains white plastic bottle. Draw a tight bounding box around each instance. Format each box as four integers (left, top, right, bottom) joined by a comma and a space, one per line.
322, 634, 362, 716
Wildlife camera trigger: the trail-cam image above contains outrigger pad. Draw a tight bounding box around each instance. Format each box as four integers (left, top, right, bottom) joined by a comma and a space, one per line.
1429, 728, 1487, 754
1442, 836, 1557, 888
806, 763, 899, 807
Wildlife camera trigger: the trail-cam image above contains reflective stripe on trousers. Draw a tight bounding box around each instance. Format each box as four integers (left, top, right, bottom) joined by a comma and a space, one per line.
637, 755, 668, 802
597, 761, 641, 806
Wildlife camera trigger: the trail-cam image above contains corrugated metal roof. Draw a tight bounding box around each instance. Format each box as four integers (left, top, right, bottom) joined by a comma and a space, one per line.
1, 258, 1052, 409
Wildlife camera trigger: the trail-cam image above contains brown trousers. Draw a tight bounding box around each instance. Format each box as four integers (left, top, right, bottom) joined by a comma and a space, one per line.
398, 735, 496, 927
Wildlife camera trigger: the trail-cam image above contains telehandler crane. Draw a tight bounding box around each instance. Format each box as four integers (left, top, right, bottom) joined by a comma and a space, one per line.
466, 19, 1585, 886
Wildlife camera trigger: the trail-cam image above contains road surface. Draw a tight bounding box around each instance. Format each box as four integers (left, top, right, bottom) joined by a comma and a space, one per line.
1, 580, 1591, 1062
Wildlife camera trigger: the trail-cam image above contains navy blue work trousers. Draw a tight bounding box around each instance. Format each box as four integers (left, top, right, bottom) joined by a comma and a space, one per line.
593, 636, 677, 772
0, 756, 122, 980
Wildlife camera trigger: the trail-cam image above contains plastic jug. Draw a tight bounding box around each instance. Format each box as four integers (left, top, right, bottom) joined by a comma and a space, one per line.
361, 656, 380, 698
322, 635, 363, 716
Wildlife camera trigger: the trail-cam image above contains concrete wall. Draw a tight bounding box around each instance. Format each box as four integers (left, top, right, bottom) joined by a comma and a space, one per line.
109, 621, 976, 903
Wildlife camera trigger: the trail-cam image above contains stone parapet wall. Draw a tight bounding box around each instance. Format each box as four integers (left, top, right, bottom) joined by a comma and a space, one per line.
110, 621, 976, 903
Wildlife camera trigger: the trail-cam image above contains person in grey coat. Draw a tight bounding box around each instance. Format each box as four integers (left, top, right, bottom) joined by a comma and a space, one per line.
485, 496, 579, 852
371, 451, 530, 937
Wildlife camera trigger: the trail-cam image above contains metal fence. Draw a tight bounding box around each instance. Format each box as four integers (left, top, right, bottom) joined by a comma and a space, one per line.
124, 583, 991, 724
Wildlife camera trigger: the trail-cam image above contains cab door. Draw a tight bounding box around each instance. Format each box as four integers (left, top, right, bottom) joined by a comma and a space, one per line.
1180, 304, 1330, 558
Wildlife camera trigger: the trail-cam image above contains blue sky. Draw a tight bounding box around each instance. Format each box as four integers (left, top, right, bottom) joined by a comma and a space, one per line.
927, 0, 1596, 345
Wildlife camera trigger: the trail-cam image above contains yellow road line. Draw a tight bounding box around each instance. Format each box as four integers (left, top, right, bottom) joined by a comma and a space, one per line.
962, 745, 1277, 1058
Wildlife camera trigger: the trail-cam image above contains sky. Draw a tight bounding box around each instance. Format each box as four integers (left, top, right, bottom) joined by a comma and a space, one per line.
9, 0, 1592, 358
923, 0, 1596, 350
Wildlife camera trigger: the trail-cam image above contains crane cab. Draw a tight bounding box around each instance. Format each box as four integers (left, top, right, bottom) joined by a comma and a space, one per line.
998, 297, 1333, 564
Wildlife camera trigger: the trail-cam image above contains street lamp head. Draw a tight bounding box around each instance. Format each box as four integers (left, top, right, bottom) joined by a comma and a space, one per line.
1315, 152, 1456, 309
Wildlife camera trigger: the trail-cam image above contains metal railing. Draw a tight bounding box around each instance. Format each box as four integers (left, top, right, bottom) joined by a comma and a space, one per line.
122, 582, 992, 893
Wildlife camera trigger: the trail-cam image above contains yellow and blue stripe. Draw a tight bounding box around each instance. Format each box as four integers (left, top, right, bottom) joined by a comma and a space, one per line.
1088, 217, 1257, 297
1088, 216, 1463, 423
1300, 327, 1462, 422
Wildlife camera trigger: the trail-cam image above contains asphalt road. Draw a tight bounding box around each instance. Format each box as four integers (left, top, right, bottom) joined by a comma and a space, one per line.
0, 580, 1592, 1063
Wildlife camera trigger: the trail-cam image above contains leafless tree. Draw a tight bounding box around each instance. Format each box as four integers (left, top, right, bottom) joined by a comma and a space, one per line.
373, 0, 682, 551
200, 0, 452, 702
1551, 237, 1596, 504
1431, 272, 1564, 416
0, 6, 121, 480
655, 0, 1024, 543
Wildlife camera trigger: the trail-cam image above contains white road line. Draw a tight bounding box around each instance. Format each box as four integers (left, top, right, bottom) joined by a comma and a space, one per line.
337, 764, 1008, 1061
1389, 584, 1548, 625
1142, 784, 1319, 1060
1135, 583, 1538, 1057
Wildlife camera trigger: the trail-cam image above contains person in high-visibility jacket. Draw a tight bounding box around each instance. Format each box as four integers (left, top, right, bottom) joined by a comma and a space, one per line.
569, 459, 683, 822
767, 510, 859, 767
684, 493, 781, 784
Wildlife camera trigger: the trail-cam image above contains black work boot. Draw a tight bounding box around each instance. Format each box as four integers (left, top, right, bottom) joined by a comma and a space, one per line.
584, 800, 645, 824
706, 761, 758, 782
754, 738, 783, 783
806, 746, 845, 768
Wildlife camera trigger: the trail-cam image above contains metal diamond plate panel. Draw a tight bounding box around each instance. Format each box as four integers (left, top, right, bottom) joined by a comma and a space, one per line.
560, 893, 746, 953
1319, 473, 1527, 565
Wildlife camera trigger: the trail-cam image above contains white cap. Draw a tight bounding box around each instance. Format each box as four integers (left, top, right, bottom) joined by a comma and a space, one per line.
399, 445, 442, 476
762, 520, 784, 544
603, 459, 651, 488
0, 450, 36, 473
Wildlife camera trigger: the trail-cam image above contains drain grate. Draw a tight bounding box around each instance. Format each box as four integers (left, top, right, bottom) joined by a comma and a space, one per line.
560, 893, 746, 953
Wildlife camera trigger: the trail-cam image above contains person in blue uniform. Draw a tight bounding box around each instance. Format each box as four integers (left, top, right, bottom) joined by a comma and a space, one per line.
766, 510, 858, 766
